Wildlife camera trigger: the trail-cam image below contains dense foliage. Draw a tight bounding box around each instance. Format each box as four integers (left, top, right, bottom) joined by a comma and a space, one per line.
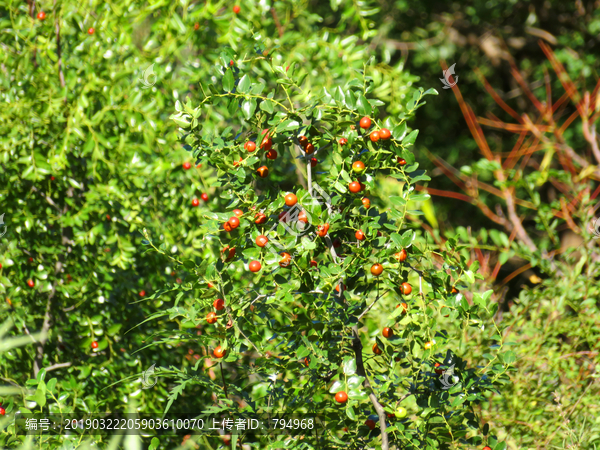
0, 0, 598, 449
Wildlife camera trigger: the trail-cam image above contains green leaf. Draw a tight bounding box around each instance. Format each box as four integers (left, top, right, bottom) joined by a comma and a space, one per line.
259, 99, 275, 114
241, 99, 257, 120
346, 406, 357, 420
347, 375, 364, 389
149, 437, 160, 450
402, 130, 419, 146
329, 380, 345, 394
342, 358, 357, 375
347, 389, 368, 400
222, 70, 234, 92
503, 351, 516, 364
392, 122, 407, 141
463, 270, 475, 284
237, 75, 251, 94
356, 93, 371, 116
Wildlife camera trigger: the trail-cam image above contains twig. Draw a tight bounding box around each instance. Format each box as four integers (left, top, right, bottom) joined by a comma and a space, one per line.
33, 290, 54, 377
270, 8, 284, 38
45, 362, 72, 372
54, 0, 66, 90
220, 362, 228, 398
357, 294, 384, 322
351, 324, 389, 450
290, 138, 308, 190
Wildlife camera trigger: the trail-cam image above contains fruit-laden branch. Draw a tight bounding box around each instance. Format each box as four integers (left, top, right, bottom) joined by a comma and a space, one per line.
351, 324, 389, 450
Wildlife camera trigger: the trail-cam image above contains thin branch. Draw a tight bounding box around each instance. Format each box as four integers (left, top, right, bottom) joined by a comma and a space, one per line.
33, 289, 54, 378
219, 362, 228, 398
54, 0, 66, 90
270, 8, 284, 38
351, 324, 388, 450
45, 362, 72, 372
357, 294, 384, 322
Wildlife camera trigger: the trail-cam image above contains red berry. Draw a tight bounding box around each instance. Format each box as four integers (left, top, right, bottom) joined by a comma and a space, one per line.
382, 327, 394, 338
362, 198, 371, 208
37, 11, 46, 20
183, 162, 192, 170
87, 28, 95, 35
310, 158, 317, 168
370, 131, 380, 142
254, 212, 267, 224
206, 312, 217, 324
201, 193, 209, 202
232, 5, 240, 14
398, 157, 407, 166
0, 406, 5, 416
279, 252, 292, 268
139, 290, 146, 297
310, 260, 318, 268
434, 362, 444, 375
284, 193, 297, 207
365, 419, 376, 430
228, 216, 240, 229
260, 136, 273, 151
317, 223, 329, 237
359, 117, 372, 129
230, 60, 234, 66
245, 141, 256, 152
298, 210, 308, 223
482, 447, 492, 450
213, 298, 225, 311
233, 209, 243, 217
380, 128, 391, 140
213, 345, 226, 358
395, 249, 408, 262
191, 198, 200, 207
256, 235, 269, 247
194, 23, 200, 30
27, 279, 35, 288
50, 176, 55, 180
349, 181, 361, 193
222, 245, 236, 260
249, 261, 261, 272
256, 166, 269, 178
371, 263, 383, 277
401, 282, 412, 295
91, 341, 98, 349
266, 149, 278, 160
298, 136, 309, 147
339, 137, 348, 145
334, 391, 348, 403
